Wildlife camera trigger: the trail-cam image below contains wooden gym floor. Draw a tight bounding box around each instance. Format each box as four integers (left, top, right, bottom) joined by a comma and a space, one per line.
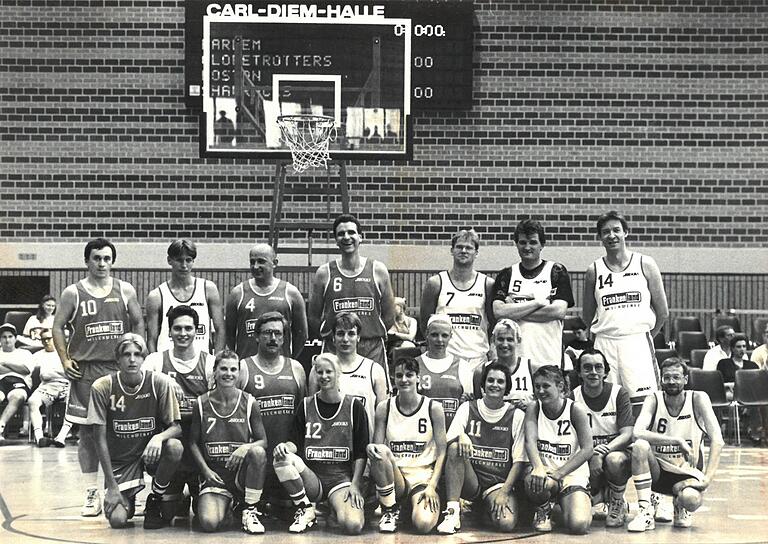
1, 442, 767, 544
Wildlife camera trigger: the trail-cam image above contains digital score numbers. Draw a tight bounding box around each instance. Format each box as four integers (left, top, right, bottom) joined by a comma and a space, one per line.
185, 1, 475, 111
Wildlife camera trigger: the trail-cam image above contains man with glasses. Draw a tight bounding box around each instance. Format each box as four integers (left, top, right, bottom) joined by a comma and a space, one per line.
28, 330, 74, 447
146, 239, 225, 354
239, 311, 307, 503
421, 228, 495, 368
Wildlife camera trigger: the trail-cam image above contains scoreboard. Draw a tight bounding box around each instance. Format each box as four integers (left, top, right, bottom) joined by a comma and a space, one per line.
185, 1, 475, 111
184, 1, 474, 159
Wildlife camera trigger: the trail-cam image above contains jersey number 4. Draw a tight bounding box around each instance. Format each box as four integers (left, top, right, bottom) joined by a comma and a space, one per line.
109, 394, 125, 412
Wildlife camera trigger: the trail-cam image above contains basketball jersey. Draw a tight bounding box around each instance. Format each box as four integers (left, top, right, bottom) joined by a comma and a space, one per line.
240, 355, 300, 451
235, 279, 293, 359
161, 350, 209, 417
385, 396, 436, 472
465, 400, 519, 484
436, 271, 490, 361
105, 371, 162, 467
68, 279, 130, 363
650, 391, 705, 473
417, 354, 463, 427
535, 398, 590, 481
302, 394, 355, 477
338, 356, 377, 435
591, 253, 656, 337
320, 258, 386, 339
197, 390, 254, 471
157, 279, 212, 354
573, 383, 620, 447
508, 261, 563, 365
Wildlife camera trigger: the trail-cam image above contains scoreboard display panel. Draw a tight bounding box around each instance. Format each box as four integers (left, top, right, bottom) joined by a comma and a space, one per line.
185, 1, 474, 160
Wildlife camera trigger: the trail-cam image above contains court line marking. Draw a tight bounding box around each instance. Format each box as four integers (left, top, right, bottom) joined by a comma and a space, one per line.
728, 515, 768, 521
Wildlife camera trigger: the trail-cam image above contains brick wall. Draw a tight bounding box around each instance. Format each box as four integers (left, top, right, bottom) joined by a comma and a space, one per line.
1, 0, 766, 247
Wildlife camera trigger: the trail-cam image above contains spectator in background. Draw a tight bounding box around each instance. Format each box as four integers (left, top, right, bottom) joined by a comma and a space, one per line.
564, 318, 594, 372
703, 325, 743, 371
751, 322, 768, 369
18, 295, 57, 349
28, 330, 73, 447
716, 334, 757, 400
388, 297, 418, 350
214, 110, 235, 146
0, 323, 33, 444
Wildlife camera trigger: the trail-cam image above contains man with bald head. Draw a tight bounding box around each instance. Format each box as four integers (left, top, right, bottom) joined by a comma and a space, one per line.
226, 243, 308, 359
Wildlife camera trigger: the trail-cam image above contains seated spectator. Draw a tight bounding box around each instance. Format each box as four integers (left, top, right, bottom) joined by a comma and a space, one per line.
28, 330, 73, 447
19, 295, 57, 349
703, 325, 743, 371
716, 334, 758, 400
0, 323, 33, 443
387, 297, 418, 350
752, 322, 768, 369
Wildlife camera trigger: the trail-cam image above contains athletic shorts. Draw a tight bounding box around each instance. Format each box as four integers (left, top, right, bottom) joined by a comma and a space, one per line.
199, 465, 244, 501
66, 361, 118, 424
594, 333, 658, 402
653, 459, 705, 495
472, 468, 507, 499
0, 376, 30, 400
111, 457, 155, 498
310, 466, 352, 502
399, 464, 434, 496
29, 381, 69, 406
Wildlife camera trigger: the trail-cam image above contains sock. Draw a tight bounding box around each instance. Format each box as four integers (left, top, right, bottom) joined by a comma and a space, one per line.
289, 489, 310, 507
446, 500, 460, 513
152, 479, 170, 496
245, 488, 262, 506
376, 483, 396, 508
83, 471, 98, 491
34, 427, 44, 441
633, 472, 653, 506
55, 421, 73, 443
608, 481, 626, 499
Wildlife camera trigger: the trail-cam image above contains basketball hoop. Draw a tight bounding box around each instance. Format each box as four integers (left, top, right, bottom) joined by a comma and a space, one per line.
277, 114, 337, 172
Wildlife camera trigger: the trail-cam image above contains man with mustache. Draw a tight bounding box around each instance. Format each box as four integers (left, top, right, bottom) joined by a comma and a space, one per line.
627, 357, 724, 532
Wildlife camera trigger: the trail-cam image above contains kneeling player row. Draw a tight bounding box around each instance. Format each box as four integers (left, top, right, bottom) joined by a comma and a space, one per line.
93, 335, 723, 535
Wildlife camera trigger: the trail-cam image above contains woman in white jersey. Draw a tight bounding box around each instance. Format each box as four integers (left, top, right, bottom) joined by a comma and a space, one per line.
367, 357, 447, 534
188, 349, 269, 534
524, 365, 593, 534
473, 319, 534, 410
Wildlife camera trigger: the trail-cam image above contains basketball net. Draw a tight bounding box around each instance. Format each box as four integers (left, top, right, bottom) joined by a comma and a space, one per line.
277, 114, 337, 172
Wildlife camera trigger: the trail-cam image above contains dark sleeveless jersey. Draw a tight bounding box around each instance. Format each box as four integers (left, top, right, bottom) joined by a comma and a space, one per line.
197, 390, 254, 471
104, 372, 163, 466
240, 355, 300, 452
68, 279, 130, 363
320, 259, 386, 339
417, 354, 463, 428
302, 394, 355, 479
465, 400, 517, 484
235, 279, 293, 359
161, 350, 209, 416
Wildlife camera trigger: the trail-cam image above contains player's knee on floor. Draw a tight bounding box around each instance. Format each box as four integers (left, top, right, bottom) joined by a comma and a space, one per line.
337, 508, 365, 535
566, 515, 592, 535
676, 487, 703, 511
107, 503, 131, 529
490, 510, 518, 532
524, 477, 553, 504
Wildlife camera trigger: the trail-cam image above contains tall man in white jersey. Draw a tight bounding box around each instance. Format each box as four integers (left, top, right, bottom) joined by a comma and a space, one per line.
582, 211, 669, 405
145, 239, 225, 354
52, 238, 144, 517
421, 229, 495, 368
226, 243, 307, 359
308, 214, 396, 370
628, 358, 724, 532
492, 220, 574, 368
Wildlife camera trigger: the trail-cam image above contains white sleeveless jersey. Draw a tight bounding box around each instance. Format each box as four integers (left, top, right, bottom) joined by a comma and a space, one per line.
536, 398, 590, 481
436, 271, 489, 361
508, 261, 563, 365
157, 278, 212, 353
591, 252, 656, 337
385, 397, 436, 472
650, 391, 706, 475
573, 384, 620, 447
507, 357, 536, 403
338, 356, 377, 436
